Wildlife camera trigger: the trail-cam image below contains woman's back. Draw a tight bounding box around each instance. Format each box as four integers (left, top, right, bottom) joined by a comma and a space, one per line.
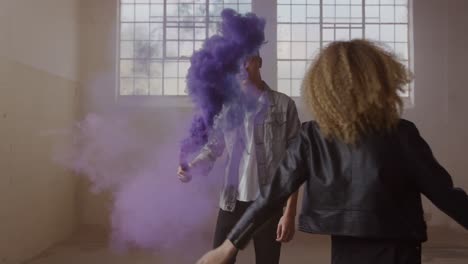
299, 119, 427, 241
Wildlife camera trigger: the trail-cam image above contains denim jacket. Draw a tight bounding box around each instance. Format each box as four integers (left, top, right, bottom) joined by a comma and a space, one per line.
191, 85, 300, 212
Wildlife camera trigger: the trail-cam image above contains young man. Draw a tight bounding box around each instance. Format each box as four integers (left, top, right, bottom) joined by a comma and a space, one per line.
177, 51, 301, 263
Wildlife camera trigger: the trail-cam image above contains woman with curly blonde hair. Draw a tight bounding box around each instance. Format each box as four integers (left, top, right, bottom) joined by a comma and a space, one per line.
197, 39, 468, 264
303, 39, 411, 144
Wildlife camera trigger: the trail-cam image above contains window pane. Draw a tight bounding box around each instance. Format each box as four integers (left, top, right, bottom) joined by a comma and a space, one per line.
135, 4, 150, 21
323, 6, 335, 20
336, 28, 350, 40
291, 42, 306, 59
277, 42, 291, 59
135, 41, 151, 58
307, 42, 320, 59
323, 28, 334, 41
195, 27, 206, 40
278, 5, 291, 22
336, 6, 350, 19
307, 5, 320, 19
365, 6, 379, 23
120, 60, 134, 77
121, 23, 135, 40
135, 23, 150, 40
365, 25, 379, 40
150, 62, 163, 78
291, 61, 306, 79
239, 4, 251, 14
380, 6, 395, 23
209, 4, 223, 17
150, 4, 164, 21
179, 3, 194, 16
195, 41, 203, 51
120, 78, 134, 95
166, 27, 178, 40
179, 62, 190, 78
208, 23, 218, 37
395, 6, 408, 23
135, 79, 149, 95
291, 79, 301, 97
121, 5, 135, 22
166, 4, 178, 16
291, 24, 306, 41
164, 79, 179, 95
150, 41, 163, 58
277, 79, 291, 95
306, 24, 320, 41
395, 43, 408, 60
120, 41, 134, 59
179, 78, 188, 94
150, 23, 163, 40
278, 24, 291, 41
336, 0, 350, 4
395, 25, 408, 42
194, 4, 206, 16
351, 28, 363, 39
180, 41, 194, 57
150, 78, 163, 95
380, 0, 395, 5
278, 61, 291, 79
134, 60, 150, 77
291, 5, 306, 23
164, 62, 178, 78
380, 25, 395, 42
351, 5, 362, 18
180, 28, 194, 40
166, 41, 179, 57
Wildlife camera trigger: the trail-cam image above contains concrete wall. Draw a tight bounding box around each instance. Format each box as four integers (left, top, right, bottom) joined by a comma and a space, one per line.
78, 0, 468, 230
0, 0, 80, 263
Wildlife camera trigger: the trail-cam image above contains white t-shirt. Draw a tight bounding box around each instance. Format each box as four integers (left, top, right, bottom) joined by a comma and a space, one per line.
237, 98, 263, 202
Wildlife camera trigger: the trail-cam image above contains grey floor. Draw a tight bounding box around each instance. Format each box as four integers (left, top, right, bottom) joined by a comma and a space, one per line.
26, 226, 468, 264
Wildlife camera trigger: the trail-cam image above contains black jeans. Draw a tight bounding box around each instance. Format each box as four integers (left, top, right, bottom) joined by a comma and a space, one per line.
213, 200, 283, 264
331, 236, 422, 264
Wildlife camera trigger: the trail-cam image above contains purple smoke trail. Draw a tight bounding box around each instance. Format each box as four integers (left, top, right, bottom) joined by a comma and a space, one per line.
180, 8, 266, 165
53, 112, 221, 253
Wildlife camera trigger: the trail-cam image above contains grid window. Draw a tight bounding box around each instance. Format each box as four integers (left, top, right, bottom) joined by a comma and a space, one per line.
277, 0, 411, 97
119, 0, 252, 96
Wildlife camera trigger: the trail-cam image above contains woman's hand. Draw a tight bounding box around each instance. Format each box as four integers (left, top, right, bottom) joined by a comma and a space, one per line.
196, 240, 237, 264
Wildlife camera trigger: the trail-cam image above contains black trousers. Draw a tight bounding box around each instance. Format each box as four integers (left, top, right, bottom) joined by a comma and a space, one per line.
331, 236, 422, 264
213, 200, 283, 264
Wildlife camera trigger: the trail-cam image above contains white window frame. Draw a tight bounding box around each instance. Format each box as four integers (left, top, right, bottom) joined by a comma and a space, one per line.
115, 0, 414, 108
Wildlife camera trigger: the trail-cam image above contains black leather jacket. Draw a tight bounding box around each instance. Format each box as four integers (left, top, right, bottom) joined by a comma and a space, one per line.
228, 119, 468, 249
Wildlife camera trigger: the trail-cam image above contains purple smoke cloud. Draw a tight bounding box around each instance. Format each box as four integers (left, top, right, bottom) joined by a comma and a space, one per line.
180, 9, 266, 164
54, 112, 221, 252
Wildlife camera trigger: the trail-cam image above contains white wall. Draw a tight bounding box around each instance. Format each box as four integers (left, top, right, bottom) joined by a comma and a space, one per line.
78, 0, 468, 230
0, 0, 80, 263
403, 0, 468, 226
446, 0, 468, 228
0, 0, 80, 81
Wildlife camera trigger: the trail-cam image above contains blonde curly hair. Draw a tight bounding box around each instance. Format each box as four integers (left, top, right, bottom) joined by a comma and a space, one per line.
302, 39, 412, 144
